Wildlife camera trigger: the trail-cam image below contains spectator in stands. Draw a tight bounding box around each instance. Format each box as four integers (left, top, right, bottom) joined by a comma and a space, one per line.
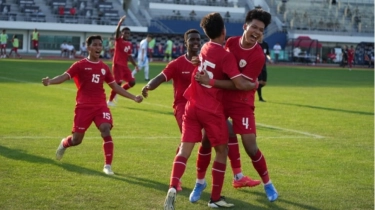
60, 40, 68, 57
189, 10, 196, 21
163, 36, 173, 62
70, 7, 76, 18
0, 29, 8, 58
58, 6, 64, 23
98, 10, 104, 25
148, 36, 155, 62
176, 10, 182, 20
80, 42, 87, 56
225, 11, 230, 22
273, 42, 281, 63
79, 1, 86, 11
8, 35, 22, 59
66, 41, 76, 58
2, 4, 8, 14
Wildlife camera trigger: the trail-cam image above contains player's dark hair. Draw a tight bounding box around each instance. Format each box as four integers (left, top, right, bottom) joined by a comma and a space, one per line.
86, 35, 102, 46
121, 27, 130, 32
200, 13, 224, 39
245, 9, 272, 28
184, 29, 200, 42
147, 34, 153, 38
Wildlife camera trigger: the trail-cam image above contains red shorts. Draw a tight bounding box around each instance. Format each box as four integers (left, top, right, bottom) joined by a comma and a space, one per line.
173, 103, 186, 133
72, 106, 113, 133
112, 64, 134, 83
0, 44, 6, 48
225, 105, 256, 134
32, 40, 38, 48
12, 48, 18, 53
182, 102, 228, 147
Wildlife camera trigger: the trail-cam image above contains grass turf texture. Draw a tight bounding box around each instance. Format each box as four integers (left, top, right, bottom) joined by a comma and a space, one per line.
0, 59, 373, 210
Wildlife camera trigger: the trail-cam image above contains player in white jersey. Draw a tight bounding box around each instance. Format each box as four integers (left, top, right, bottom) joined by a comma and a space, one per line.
132, 34, 153, 81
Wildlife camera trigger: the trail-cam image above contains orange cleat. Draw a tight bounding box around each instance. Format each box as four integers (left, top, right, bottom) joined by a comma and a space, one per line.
232, 176, 261, 188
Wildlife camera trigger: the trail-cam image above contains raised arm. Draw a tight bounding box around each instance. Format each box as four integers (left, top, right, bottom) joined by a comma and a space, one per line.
42, 73, 70, 86
109, 82, 143, 103
141, 73, 167, 98
115, 15, 126, 39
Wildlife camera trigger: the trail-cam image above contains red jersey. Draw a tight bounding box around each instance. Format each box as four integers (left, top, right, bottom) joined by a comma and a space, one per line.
66, 58, 115, 107
113, 38, 132, 67
347, 49, 354, 61
184, 42, 242, 114
162, 54, 194, 108
224, 36, 265, 107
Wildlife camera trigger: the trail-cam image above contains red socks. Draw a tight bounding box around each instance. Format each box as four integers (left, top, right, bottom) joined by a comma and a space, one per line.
170, 156, 187, 188
103, 136, 113, 165
227, 136, 242, 175
211, 161, 226, 201
251, 149, 270, 183
62, 135, 73, 148
196, 146, 212, 179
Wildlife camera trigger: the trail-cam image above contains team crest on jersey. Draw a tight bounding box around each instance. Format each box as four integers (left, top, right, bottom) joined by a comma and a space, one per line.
239, 59, 247, 68
101, 69, 106, 75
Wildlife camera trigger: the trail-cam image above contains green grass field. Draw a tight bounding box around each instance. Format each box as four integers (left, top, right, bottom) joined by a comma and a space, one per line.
0, 59, 373, 210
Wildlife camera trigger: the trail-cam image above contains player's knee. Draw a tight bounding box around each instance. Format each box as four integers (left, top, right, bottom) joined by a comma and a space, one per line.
71, 136, 83, 146
129, 80, 136, 87
99, 123, 111, 135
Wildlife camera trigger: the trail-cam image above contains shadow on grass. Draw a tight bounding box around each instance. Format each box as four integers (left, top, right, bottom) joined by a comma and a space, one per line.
270, 102, 374, 116
0, 145, 318, 209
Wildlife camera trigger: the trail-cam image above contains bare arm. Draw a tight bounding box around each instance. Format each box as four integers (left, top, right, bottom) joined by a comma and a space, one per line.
108, 82, 143, 103
115, 15, 126, 39
141, 73, 167, 98
195, 70, 257, 91
42, 73, 70, 86
128, 56, 138, 70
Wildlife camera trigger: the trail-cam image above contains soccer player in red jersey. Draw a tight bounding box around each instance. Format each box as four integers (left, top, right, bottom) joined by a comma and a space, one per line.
195, 9, 278, 202
41, 35, 143, 175
142, 29, 260, 194
347, 45, 354, 71
163, 13, 258, 209
107, 16, 139, 107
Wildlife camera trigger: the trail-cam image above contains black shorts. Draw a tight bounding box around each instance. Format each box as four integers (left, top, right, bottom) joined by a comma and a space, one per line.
258, 66, 267, 82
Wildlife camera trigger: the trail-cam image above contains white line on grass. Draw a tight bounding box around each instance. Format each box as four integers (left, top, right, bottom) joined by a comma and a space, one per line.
0, 76, 325, 139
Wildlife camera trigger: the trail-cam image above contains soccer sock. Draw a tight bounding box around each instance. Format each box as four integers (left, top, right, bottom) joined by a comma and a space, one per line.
170, 156, 187, 189
62, 135, 73, 148
103, 136, 113, 165
196, 145, 212, 180
251, 149, 270, 184
109, 83, 122, 101
227, 136, 242, 179
144, 65, 149, 80
211, 161, 226, 201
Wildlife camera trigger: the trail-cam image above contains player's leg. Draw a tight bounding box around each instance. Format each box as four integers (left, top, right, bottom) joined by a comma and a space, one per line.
165, 106, 201, 209
173, 103, 187, 191
94, 106, 114, 175
240, 112, 278, 201
143, 58, 149, 81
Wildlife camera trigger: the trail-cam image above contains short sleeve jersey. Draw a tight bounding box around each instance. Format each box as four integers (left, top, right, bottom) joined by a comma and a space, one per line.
113, 38, 132, 67
162, 54, 194, 108
184, 42, 242, 114
0, 33, 8, 44
66, 58, 115, 107
137, 39, 148, 60
224, 36, 265, 106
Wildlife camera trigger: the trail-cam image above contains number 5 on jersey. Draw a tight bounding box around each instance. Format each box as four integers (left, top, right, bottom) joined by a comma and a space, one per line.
198, 57, 215, 88
92, 74, 100, 83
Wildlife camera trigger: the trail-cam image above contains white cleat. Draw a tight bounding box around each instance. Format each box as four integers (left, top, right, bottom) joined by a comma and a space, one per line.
103, 164, 114, 175
164, 188, 177, 210
56, 138, 66, 160
208, 196, 234, 208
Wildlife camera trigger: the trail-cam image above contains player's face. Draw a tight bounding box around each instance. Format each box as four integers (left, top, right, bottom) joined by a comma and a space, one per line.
88, 39, 103, 60
243, 19, 265, 47
186, 33, 201, 54
121, 30, 130, 40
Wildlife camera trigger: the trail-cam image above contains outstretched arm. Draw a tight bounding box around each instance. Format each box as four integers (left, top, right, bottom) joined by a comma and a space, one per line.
115, 15, 126, 39
109, 82, 143, 103
128, 56, 139, 71
141, 73, 166, 98
42, 73, 70, 86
